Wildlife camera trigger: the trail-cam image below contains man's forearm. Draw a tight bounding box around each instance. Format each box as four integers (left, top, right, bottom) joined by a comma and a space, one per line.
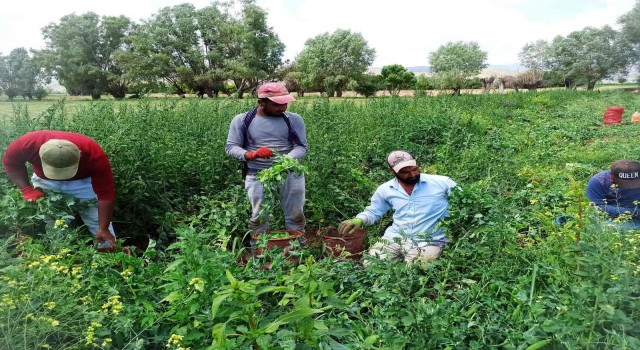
6, 171, 31, 190
97, 200, 115, 230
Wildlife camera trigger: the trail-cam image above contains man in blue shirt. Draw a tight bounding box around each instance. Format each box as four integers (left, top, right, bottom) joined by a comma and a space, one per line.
585, 159, 640, 230
338, 151, 458, 263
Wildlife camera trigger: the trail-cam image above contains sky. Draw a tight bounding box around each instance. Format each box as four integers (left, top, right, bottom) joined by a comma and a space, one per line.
0, 0, 636, 67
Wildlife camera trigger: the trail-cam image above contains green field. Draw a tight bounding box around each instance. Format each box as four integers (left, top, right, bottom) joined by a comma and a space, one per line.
1, 91, 640, 349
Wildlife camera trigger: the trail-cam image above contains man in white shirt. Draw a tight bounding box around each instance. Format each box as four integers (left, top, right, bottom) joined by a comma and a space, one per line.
338, 151, 458, 264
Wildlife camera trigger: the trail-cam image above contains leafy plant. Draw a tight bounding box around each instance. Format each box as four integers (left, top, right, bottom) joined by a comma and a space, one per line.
255, 155, 308, 225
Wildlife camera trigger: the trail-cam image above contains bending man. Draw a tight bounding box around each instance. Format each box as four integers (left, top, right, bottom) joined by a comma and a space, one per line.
3, 130, 117, 250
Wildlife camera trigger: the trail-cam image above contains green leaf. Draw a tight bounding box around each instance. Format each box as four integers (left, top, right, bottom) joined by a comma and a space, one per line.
162, 291, 182, 303
211, 293, 232, 319
225, 270, 237, 285
599, 304, 615, 315
256, 286, 292, 296
264, 306, 324, 333
363, 334, 379, 346
163, 259, 184, 273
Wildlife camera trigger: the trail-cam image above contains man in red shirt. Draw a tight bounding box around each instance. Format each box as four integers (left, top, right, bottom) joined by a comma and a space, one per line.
2, 130, 116, 250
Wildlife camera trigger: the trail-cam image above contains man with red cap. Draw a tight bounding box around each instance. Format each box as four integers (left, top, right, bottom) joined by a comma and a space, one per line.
585, 159, 640, 230
338, 151, 458, 264
2, 130, 116, 250
225, 82, 308, 234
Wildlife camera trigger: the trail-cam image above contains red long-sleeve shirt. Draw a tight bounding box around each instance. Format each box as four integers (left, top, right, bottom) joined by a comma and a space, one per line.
2, 131, 115, 201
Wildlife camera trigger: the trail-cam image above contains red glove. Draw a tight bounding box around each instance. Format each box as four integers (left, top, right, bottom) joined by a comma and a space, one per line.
20, 186, 45, 202
245, 147, 273, 160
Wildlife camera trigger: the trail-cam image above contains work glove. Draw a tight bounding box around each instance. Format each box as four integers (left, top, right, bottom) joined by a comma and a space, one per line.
20, 186, 45, 202
245, 147, 274, 160
338, 218, 364, 236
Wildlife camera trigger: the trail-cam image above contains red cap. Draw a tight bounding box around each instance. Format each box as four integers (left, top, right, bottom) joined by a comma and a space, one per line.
257, 82, 296, 104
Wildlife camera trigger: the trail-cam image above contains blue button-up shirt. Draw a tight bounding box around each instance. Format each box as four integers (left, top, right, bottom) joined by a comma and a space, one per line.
356, 174, 457, 243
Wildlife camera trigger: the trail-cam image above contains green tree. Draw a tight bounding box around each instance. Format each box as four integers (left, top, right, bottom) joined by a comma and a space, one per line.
351, 73, 380, 97
519, 40, 550, 71
0, 48, 46, 100
428, 41, 487, 95
380, 64, 416, 95
115, 3, 215, 97
547, 26, 632, 90
619, 0, 640, 45
294, 29, 375, 97
116, 1, 283, 98
227, 0, 285, 98
36, 12, 133, 99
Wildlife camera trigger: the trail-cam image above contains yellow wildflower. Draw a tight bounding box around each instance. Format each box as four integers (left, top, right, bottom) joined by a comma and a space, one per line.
0, 294, 16, 310
102, 295, 124, 315
71, 267, 82, 277
28, 261, 41, 269
167, 334, 184, 346
54, 219, 68, 230
85, 322, 102, 346
43, 301, 56, 310
611, 274, 619, 281
58, 248, 71, 255
120, 266, 133, 278
101, 338, 112, 347
189, 277, 205, 292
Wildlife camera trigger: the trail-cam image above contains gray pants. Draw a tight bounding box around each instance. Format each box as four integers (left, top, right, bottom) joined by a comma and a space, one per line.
245, 173, 306, 232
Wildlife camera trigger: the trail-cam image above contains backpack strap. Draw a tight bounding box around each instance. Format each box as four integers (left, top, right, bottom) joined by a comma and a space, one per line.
281, 112, 304, 146
241, 108, 304, 148
241, 107, 259, 148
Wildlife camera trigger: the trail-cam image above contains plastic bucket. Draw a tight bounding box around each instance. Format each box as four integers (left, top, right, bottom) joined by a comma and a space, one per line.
322, 227, 366, 260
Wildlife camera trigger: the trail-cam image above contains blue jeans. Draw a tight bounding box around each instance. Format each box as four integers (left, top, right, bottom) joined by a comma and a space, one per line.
32, 175, 116, 244
244, 173, 306, 233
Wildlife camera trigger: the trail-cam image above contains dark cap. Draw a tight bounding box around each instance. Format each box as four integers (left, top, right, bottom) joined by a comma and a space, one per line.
611, 160, 640, 189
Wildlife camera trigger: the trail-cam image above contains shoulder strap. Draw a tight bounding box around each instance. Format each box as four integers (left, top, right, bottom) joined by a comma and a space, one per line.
241, 108, 303, 148
281, 112, 304, 146
241, 107, 258, 148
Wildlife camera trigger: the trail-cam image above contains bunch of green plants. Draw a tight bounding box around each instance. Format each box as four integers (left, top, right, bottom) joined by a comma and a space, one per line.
256, 154, 309, 226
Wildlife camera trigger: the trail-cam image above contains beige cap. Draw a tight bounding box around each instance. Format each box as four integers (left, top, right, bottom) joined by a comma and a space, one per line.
387, 150, 417, 172
39, 139, 80, 180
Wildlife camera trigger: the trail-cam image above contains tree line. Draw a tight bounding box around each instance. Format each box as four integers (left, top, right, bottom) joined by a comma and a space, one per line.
2, 0, 640, 100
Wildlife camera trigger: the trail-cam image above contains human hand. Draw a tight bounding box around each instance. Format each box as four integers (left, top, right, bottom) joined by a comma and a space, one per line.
96, 229, 116, 253
245, 147, 274, 160
20, 186, 45, 202
338, 218, 364, 236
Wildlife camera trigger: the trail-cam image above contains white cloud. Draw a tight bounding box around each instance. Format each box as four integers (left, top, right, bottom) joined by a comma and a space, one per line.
0, 0, 635, 67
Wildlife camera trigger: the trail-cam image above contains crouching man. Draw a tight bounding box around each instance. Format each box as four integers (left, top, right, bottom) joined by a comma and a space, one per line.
338, 151, 458, 264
